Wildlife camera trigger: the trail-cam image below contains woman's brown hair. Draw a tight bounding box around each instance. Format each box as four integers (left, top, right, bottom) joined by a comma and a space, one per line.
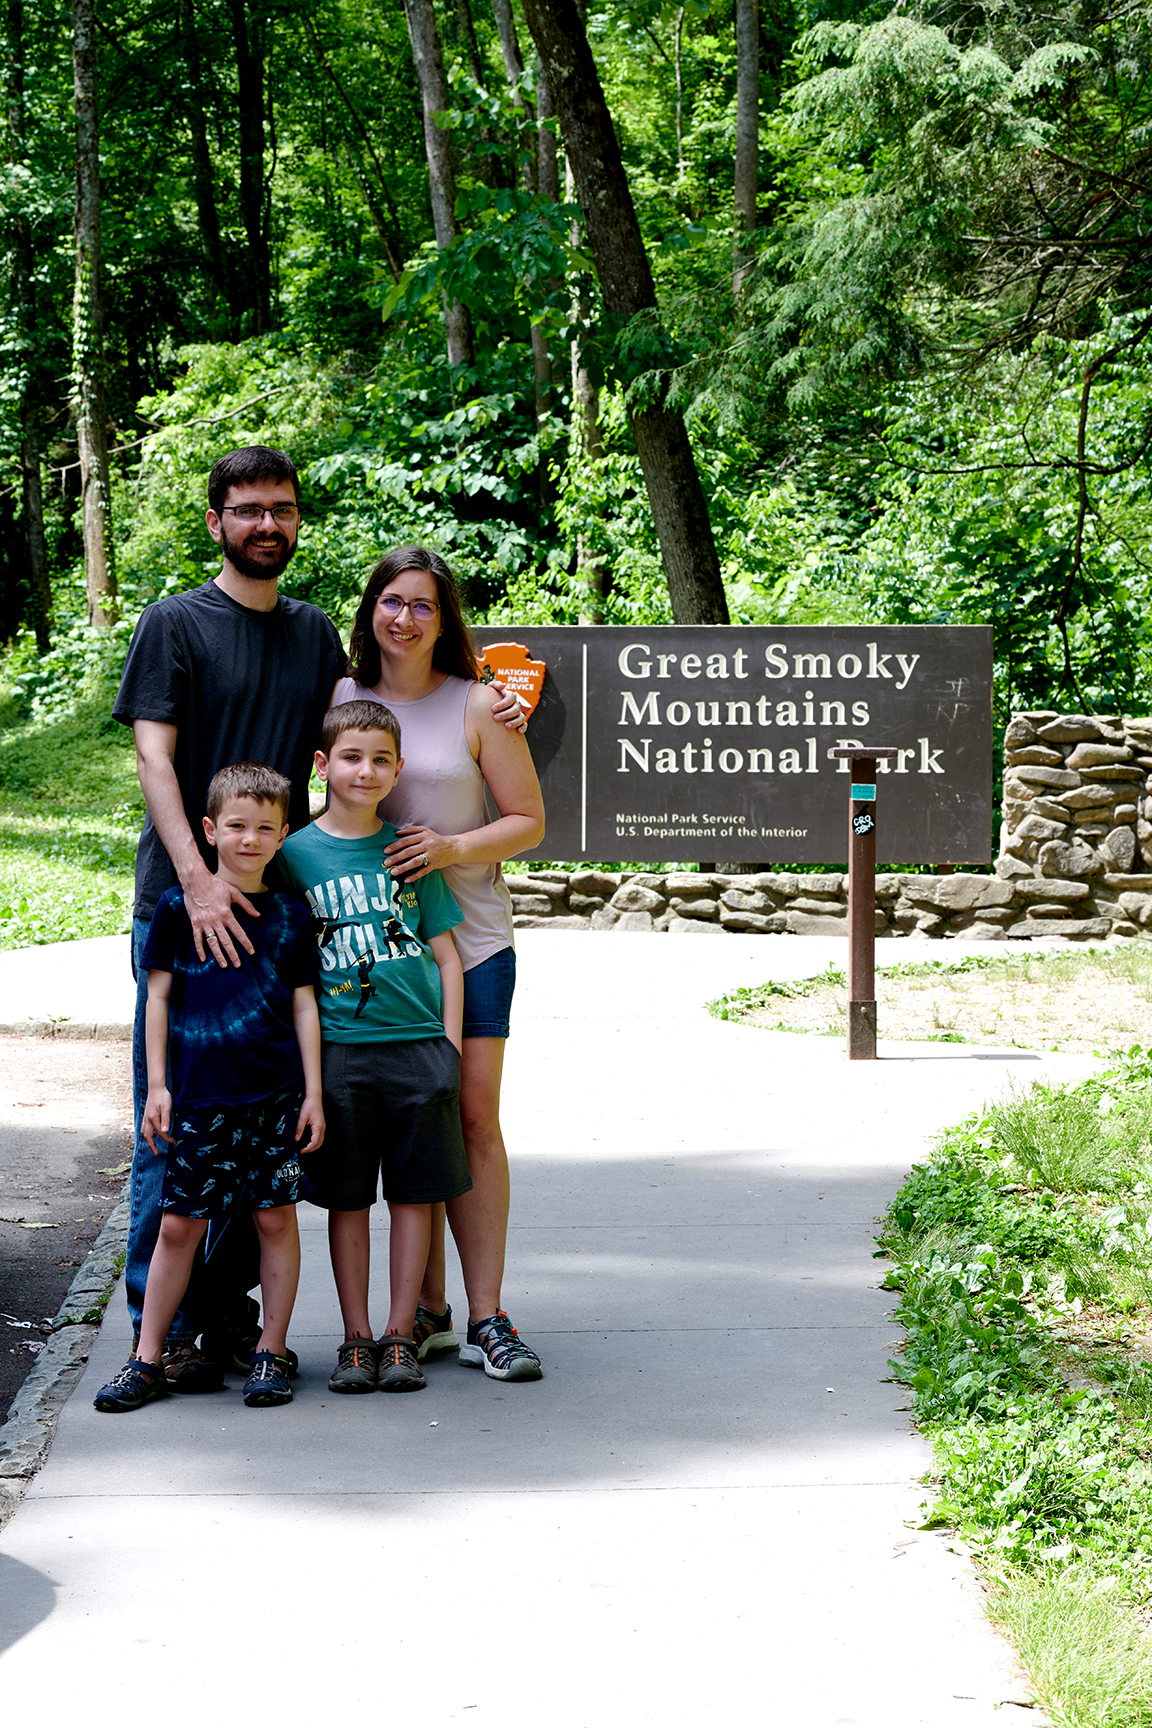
347, 547, 477, 687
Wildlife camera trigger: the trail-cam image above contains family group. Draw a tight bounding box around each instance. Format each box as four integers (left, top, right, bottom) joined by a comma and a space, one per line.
92, 443, 546, 1412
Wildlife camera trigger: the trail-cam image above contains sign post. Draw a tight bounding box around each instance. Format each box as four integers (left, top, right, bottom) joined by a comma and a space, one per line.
829, 746, 899, 1060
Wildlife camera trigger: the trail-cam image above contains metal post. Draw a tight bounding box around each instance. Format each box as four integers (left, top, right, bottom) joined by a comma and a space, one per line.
828, 746, 900, 1060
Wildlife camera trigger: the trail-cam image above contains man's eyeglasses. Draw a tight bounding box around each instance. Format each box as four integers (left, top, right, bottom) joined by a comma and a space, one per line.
221, 504, 300, 524
377, 596, 439, 621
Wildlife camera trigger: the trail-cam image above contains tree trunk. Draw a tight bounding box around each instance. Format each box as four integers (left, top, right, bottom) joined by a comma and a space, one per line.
72, 0, 115, 627
494, 10, 550, 466
179, 0, 227, 322
521, 0, 729, 624
566, 114, 608, 621
492, 0, 535, 190
8, 0, 50, 649
530, 57, 559, 504
673, 7, 685, 180
572, 339, 608, 622
454, 0, 486, 88
733, 0, 758, 299
228, 0, 270, 331
19, 414, 50, 652
300, 14, 406, 281
537, 54, 558, 200
404, 0, 475, 367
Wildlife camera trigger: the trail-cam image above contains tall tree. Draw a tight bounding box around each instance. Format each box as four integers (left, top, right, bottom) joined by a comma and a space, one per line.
492, 0, 535, 188
179, 0, 227, 325
72, 0, 115, 627
733, 0, 758, 298
532, 54, 558, 441
7, 0, 51, 649
301, 11, 407, 281
404, 0, 475, 367
454, 0, 486, 86
521, 0, 729, 624
228, 0, 271, 331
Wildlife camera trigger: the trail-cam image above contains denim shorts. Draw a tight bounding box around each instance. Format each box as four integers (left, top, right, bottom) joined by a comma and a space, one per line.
461, 945, 516, 1040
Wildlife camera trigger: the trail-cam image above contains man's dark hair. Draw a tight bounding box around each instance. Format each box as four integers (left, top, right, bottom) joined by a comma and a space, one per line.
320, 700, 402, 758
206, 761, 292, 823
208, 446, 300, 516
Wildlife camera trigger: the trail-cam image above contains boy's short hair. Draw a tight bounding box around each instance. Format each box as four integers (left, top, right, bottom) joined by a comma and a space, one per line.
207, 446, 300, 516
320, 700, 402, 757
206, 762, 292, 824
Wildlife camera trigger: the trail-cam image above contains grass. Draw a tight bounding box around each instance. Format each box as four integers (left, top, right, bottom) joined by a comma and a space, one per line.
990, 1570, 1152, 1728
873, 1047, 1152, 1725
708, 945, 1152, 1053
0, 696, 141, 949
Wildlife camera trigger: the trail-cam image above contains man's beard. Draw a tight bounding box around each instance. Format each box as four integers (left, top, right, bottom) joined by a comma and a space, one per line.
219, 521, 296, 582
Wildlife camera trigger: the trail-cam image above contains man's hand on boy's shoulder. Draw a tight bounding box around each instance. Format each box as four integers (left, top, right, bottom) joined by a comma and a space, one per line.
142, 1086, 173, 1156
184, 872, 258, 968
295, 1093, 325, 1153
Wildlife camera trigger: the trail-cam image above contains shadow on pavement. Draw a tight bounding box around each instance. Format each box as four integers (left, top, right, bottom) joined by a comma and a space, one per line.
0, 1553, 56, 1656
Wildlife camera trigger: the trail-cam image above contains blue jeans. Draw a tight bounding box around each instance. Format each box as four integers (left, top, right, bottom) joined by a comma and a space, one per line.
127, 917, 195, 1340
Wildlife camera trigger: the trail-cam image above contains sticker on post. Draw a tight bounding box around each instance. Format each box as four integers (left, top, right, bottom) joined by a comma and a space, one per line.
850, 783, 877, 801
852, 811, 876, 837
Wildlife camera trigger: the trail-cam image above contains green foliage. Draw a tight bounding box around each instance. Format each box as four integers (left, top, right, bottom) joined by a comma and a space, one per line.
874, 1045, 1152, 1714
0, 690, 139, 949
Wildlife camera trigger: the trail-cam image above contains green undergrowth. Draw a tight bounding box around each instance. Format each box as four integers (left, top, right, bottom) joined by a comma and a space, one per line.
879, 1047, 1152, 1725
0, 695, 141, 949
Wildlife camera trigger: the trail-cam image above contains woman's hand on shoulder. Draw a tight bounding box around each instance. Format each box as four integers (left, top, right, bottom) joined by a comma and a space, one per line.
486, 678, 528, 734
385, 824, 460, 881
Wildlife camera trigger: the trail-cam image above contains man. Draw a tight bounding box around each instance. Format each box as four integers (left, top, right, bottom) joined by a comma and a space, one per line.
113, 446, 347, 1384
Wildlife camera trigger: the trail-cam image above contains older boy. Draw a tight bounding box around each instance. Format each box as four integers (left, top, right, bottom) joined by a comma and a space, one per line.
94, 764, 324, 1413
278, 701, 470, 1394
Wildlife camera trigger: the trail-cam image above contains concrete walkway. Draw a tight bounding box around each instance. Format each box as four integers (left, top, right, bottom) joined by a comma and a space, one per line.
0, 929, 1090, 1725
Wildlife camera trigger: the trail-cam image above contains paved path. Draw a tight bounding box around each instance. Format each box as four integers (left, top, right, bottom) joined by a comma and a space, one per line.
0, 930, 1087, 1725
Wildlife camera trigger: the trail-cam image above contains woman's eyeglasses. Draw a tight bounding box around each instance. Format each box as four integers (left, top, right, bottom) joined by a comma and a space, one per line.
377, 596, 439, 621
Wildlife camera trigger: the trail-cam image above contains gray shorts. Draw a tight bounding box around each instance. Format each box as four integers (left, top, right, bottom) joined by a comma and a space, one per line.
306, 1037, 472, 1210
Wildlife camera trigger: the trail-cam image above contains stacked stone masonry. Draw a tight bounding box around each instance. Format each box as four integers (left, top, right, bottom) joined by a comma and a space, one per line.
508, 711, 1152, 939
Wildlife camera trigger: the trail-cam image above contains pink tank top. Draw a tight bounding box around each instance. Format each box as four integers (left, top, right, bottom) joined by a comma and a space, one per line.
331, 674, 514, 973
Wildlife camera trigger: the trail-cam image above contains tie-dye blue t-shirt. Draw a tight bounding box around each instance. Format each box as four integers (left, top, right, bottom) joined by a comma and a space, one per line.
141, 888, 319, 1106
278, 822, 462, 1044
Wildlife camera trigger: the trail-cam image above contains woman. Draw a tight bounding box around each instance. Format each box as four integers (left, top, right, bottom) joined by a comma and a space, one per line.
331, 546, 546, 1380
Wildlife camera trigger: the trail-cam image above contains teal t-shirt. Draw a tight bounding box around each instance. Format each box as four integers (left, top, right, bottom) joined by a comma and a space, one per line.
278, 821, 462, 1044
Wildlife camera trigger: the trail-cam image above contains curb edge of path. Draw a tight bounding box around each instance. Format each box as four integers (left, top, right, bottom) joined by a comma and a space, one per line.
0, 1023, 132, 1041
0, 1188, 130, 1531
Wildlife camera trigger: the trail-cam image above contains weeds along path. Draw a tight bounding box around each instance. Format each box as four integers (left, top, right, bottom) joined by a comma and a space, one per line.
879, 1047, 1152, 1728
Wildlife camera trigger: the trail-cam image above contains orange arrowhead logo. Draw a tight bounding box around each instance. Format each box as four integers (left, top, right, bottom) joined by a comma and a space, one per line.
477, 641, 547, 720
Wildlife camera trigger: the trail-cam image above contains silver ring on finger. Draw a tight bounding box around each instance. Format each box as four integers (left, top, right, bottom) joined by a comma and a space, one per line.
420, 853, 429, 868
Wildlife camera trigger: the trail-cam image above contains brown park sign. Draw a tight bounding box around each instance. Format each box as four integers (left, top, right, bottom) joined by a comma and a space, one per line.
480, 625, 994, 864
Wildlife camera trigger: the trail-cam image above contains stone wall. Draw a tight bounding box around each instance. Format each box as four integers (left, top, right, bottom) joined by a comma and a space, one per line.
508, 710, 1152, 939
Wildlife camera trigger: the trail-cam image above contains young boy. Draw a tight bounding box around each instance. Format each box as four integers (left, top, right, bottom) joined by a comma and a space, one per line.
277, 699, 470, 1394
94, 763, 324, 1414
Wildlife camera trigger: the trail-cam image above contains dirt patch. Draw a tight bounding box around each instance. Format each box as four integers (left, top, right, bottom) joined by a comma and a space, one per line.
0, 1038, 132, 1424
719, 945, 1152, 1053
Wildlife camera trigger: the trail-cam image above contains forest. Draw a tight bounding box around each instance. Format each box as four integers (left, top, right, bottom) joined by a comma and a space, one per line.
2, 0, 1152, 729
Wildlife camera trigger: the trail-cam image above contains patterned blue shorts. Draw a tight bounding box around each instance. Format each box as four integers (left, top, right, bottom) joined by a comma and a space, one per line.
161, 1084, 306, 1218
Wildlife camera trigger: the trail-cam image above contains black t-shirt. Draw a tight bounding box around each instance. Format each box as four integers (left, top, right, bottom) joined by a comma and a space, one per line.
113, 580, 347, 919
